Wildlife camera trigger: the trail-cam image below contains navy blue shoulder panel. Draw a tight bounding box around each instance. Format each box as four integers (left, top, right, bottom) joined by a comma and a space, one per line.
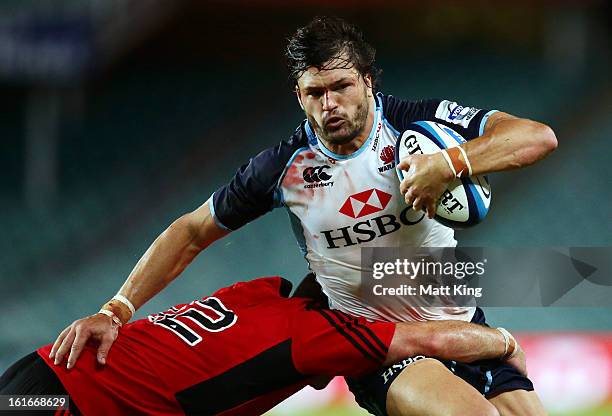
379, 93, 494, 140
212, 123, 308, 231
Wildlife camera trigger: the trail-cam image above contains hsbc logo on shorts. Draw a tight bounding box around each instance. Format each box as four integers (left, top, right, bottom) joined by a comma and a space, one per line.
322, 189, 424, 249
381, 356, 427, 384
339, 189, 392, 219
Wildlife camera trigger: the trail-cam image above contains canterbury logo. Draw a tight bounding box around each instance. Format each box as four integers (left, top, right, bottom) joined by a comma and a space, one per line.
303, 165, 332, 183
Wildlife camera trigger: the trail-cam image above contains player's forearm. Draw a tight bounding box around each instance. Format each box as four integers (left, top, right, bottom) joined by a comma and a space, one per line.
117, 216, 205, 310
386, 321, 506, 365
463, 116, 557, 175
105, 201, 227, 321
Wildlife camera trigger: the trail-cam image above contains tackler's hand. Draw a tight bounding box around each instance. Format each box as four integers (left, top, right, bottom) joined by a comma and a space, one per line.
498, 327, 528, 377
49, 313, 120, 369
398, 152, 454, 219
505, 342, 528, 377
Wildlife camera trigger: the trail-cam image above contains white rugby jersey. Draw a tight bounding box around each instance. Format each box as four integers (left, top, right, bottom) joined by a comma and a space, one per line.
211, 93, 497, 323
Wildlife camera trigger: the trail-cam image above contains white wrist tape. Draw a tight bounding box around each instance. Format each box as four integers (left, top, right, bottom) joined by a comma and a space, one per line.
112, 294, 136, 316
441, 149, 457, 177
497, 327, 519, 358
98, 309, 123, 327
441, 146, 473, 178
456, 146, 473, 176
496, 327, 510, 357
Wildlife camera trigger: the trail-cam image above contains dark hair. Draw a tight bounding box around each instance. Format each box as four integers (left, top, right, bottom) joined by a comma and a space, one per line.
285, 16, 381, 90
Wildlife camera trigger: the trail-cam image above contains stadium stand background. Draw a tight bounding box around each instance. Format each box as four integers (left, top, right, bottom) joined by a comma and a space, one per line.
1, 1, 610, 414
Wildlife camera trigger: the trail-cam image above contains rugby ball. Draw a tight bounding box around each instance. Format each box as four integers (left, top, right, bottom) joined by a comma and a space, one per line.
395, 121, 491, 229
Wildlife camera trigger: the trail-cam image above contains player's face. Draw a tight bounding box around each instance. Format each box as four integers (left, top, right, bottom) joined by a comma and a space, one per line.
296, 63, 372, 146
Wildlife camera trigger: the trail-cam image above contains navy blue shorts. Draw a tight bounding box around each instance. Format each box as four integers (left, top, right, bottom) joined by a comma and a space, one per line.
346, 308, 534, 416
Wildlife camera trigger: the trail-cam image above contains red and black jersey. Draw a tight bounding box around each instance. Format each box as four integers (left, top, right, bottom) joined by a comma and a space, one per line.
37, 277, 395, 416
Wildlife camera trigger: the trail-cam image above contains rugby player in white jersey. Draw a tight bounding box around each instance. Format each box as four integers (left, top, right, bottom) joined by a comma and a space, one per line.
51, 16, 556, 416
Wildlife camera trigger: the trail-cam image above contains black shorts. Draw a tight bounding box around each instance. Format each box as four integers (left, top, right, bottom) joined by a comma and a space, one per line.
0, 352, 81, 416
346, 308, 534, 416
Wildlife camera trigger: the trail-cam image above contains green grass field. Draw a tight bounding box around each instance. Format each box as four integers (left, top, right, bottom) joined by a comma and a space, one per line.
557, 405, 612, 416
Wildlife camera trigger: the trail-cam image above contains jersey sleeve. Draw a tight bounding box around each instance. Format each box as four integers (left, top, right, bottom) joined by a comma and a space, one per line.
291, 308, 395, 378
380, 93, 497, 140
210, 125, 309, 231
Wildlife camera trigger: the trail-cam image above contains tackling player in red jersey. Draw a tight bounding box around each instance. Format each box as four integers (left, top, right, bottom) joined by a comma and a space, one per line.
1, 275, 524, 416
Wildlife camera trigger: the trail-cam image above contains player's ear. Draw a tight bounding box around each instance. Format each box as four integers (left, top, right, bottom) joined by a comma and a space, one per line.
295, 87, 305, 110
363, 73, 373, 96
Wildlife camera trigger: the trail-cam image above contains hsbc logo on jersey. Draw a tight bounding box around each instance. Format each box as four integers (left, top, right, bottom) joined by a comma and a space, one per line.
339, 189, 392, 219
303, 166, 334, 189
323, 189, 425, 249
